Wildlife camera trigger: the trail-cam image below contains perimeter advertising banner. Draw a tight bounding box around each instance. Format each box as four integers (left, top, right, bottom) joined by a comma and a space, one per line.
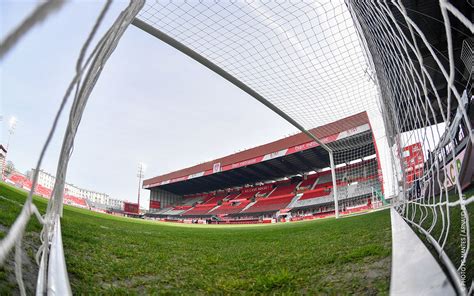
444, 148, 466, 189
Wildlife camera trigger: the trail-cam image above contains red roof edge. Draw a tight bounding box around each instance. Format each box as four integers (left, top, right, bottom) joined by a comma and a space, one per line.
144, 112, 369, 187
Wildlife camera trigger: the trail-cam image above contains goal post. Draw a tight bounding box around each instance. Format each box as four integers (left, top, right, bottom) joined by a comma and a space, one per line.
0, 1, 145, 294
329, 151, 339, 218
133, 16, 342, 219
0, 0, 472, 294
134, 1, 472, 293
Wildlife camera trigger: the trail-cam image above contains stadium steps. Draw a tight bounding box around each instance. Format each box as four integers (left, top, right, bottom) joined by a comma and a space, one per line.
310, 177, 320, 190
297, 176, 317, 190
291, 193, 333, 208
316, 173, 332, 185
203, 195, 227, 205
268, 182, 299, 197
295, 180, 303, 190
181, 207, 194, 214
240, 201, 257, 212
228, 192, 241, 200
209, 200, 252, 215
208, 204, 221, 213
164, 209, 187, 215
223, 192, 240, 201
242, 194, 295, 213
287, 193, 303, 208
183, 196, 204, 205
266, 186, 277, 197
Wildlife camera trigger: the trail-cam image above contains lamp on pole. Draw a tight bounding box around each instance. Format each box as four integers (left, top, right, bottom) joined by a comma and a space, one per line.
2, 116, 17, 179
137, 162, 146, 211
6, 116, 18, 148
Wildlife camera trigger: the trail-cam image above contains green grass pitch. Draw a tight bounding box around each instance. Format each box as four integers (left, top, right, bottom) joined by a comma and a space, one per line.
0, 182, 391, 294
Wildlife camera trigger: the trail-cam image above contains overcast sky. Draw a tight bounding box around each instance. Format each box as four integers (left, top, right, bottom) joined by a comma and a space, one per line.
1, 0, 412, 210
1, 1, 305, 206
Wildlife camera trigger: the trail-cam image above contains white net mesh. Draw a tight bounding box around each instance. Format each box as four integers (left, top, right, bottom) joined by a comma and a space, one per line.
0, 0, 144, 294
347, 1, 472, 293
136, 0, 472, 293
1, 0, 472, 294
138, 0, 381, 132
136, 0, 387, 220
333, 135, 384, 211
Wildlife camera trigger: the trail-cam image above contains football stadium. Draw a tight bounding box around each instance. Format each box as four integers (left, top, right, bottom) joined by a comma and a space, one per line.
1, 0, 473, 295
144, 112, 384, 222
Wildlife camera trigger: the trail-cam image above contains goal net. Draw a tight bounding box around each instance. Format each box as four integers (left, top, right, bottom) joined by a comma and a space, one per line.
347, 1, 472, 294
0, 1, 144, 294
136, 0, 472, 293
1, 0, 472, 294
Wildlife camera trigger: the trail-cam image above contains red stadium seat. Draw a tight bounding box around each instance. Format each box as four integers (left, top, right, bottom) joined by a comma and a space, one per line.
64, 194, 88, 208
243, 194, 294, 213
182, 204, 217, 216
210, 200, 252, 215
298, 188, 332, 201
298, 175, 318, 188
267, 182, 297, 197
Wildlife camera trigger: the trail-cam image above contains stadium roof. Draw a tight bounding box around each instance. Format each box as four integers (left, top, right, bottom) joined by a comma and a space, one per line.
144, 112, 376, 195
356, 0, 471, 134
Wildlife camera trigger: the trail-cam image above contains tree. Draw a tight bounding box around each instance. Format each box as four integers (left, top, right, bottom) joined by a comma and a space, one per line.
4, 160, 15, 176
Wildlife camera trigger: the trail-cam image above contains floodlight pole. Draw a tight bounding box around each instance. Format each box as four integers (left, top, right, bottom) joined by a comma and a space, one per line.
133, 18, 339, 219
1, 116, 17, 180
137, 163, 145, 211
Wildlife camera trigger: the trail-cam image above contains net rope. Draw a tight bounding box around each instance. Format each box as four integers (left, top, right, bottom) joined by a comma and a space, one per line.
0, 0, 144, 294
138, 0, 380, 138
0, 0, 472, 294
136, 0, 472, 293
347, 1, 472, 294
0, 0, 66, 60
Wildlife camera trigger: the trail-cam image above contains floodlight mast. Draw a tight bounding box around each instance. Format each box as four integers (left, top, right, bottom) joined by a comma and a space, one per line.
1, 116, 18, 180
132, 18, 339, 218
137, 162, 145, 211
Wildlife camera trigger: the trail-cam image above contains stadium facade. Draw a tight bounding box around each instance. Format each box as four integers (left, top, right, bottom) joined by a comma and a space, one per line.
144, 112, 384, 221
27, 168, 123, 209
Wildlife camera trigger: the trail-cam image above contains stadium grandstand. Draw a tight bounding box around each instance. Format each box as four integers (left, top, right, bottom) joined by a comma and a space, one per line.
5, 172, 89, 209
0, 0, 472, 295
4, 171, 126, 213
144, 111, 384, 222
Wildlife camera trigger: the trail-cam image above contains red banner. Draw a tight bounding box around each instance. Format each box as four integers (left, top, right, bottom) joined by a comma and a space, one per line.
145, 123, 371, 188
149, 200, 161, 209
124, 202, 139, 214
403, 143, 424, 184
